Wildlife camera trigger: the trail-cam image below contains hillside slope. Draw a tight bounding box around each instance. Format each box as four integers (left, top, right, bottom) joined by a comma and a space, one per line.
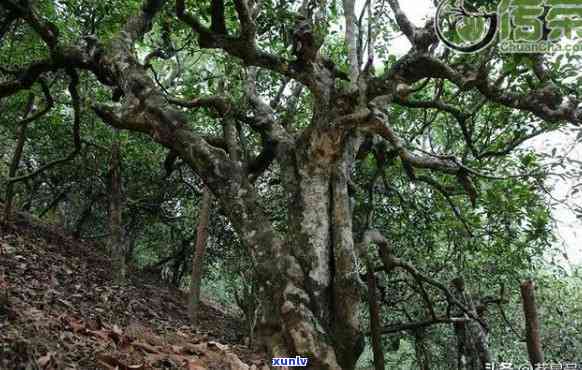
0, 214, 269, 369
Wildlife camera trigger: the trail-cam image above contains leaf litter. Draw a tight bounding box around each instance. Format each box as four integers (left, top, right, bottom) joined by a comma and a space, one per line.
0, 216, 269, 370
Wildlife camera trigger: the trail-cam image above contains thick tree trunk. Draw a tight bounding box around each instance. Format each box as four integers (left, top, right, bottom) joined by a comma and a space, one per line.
189, 187, 211, 323
521, 279, 544, 367
108, 135, 125, 283
247, 129, 364, 370
175, 126, 364, 369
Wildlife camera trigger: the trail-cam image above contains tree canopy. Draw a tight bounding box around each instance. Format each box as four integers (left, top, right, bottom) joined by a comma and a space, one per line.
1, 0, 582, 369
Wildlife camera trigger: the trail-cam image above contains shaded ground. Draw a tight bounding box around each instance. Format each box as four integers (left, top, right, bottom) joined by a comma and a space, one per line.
0, 213, 269, 369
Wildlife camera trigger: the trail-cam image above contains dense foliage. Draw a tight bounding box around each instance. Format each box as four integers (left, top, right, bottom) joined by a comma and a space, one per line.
2, 0, 582, 369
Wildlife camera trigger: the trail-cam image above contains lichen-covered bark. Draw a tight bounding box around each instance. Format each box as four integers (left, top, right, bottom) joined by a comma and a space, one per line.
330, 134, 365, 368
248, 127, 363, 370
87, 2, 364, 367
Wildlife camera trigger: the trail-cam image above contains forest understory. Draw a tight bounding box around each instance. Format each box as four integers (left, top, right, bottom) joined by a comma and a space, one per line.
0, 211, 269, 370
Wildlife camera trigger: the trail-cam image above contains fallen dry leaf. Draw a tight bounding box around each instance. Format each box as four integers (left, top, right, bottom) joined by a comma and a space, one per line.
37, 352, 56, 369
226, 352, 250, 370
187, 359, 207, 370
0, 219, 270, 370
208, 341, 228, 351
96, 353, 139, 370
133, 341, 160, 354
87, 328, 111, 341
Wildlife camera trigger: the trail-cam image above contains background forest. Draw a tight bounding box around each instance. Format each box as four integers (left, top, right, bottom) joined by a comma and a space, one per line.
1, 0, 582, 369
